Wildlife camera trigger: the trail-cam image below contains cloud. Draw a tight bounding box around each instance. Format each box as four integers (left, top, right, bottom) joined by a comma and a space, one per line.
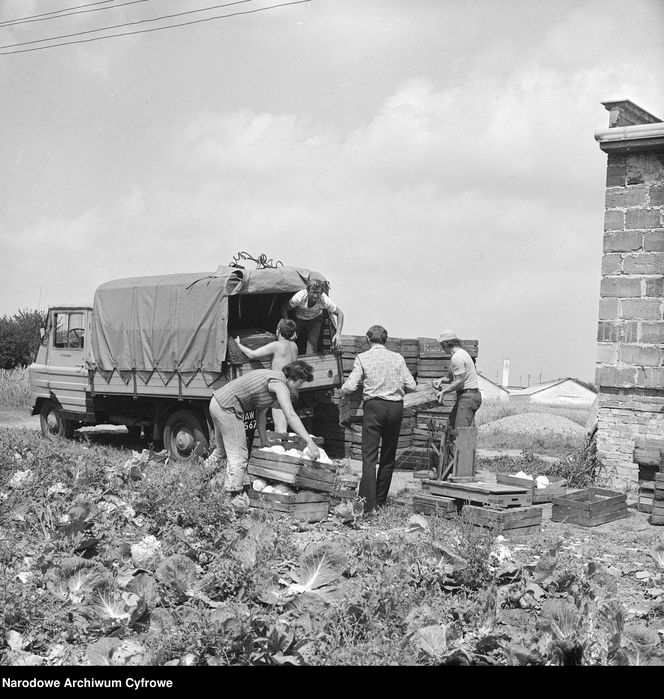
4, 1, 663, 381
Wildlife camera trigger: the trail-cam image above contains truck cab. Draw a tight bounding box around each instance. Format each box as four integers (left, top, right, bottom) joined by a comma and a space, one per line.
30, 306, 93, 438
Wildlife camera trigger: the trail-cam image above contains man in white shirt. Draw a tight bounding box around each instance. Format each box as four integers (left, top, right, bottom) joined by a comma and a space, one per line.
340, 325, 417, 515
281, 279, 344, 354
433, 329, 482, 429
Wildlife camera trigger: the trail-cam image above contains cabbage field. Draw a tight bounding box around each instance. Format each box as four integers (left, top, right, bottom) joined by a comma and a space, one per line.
1, 426, 664, 670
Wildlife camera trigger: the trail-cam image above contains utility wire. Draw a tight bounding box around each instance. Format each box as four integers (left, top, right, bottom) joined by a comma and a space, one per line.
0, 0, 116, 27
0, 0, 254, 50
0, 0, 311, 55
0, 1, 149, 28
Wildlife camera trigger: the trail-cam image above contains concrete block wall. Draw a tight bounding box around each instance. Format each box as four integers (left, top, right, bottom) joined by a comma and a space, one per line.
595, 136, 664, 489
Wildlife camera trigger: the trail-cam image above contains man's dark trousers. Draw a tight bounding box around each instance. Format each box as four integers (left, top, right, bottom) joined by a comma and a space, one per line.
360, 398, 403, 513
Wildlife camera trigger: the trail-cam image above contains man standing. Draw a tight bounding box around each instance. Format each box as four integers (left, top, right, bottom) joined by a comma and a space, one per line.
339, 325, 417, 515
433, 330, 482, 429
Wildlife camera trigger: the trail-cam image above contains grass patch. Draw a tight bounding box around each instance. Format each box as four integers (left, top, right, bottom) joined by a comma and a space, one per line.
475, 399, 590, 428
478, 429, 585, 455
0, 367, 31, 407
477, 436, 603, 489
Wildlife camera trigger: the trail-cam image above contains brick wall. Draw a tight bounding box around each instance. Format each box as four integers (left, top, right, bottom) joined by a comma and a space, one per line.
595, 103, 664, 489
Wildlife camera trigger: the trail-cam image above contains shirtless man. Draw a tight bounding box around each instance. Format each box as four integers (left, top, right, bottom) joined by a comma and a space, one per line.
234, 319, 299, 433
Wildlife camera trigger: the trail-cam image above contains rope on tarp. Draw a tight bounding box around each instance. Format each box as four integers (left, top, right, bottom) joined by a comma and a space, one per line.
228, 251, 284, 269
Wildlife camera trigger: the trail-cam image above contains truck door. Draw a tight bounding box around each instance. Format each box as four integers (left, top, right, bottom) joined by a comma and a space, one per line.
52, 311, 88, 368
47, 309, 90, 415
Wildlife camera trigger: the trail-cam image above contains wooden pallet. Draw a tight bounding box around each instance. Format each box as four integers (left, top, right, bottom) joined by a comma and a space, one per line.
412, 492, 458, 517
462, 504, 542, 535
496, 474, 567, 504
247, 449, 338, 493
421, 479, 530, 508
551, 487, 627, 527
247, 489, 330, 522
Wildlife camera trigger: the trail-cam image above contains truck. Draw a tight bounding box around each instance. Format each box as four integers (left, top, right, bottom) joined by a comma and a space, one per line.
28, 265, 343, 461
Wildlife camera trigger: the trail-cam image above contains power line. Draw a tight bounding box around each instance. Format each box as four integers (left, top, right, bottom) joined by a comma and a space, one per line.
0, 0, 116, 27
0, 1, 150, 29
0, 1, 255, 50
0, 0, 311, 55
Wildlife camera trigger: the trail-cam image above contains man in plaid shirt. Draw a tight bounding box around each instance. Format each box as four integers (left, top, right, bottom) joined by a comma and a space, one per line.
340, 325, 417, 515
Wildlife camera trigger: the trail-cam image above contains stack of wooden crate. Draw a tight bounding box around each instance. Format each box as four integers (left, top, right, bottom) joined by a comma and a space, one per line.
650, 473, 664, 526
413, 478, 541, 535
246, 446, 339, 522
314, 333, 478, 465
416, 338, 479, 384
633, 437, 664, 513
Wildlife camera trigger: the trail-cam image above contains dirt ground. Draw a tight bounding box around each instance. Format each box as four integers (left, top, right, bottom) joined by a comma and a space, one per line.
1, 407, 662, 629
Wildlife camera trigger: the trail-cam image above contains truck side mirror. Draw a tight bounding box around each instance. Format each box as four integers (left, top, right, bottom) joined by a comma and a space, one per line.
40, 327, 45, 339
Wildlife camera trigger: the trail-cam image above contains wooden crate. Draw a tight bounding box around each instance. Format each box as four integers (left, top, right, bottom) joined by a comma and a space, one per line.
551, 487, 627, 527
412, 492, 458, 517
637, 463, 660, 513
247, 489, 330, 522
421, 479, 530, 508
650, 474, 664, 525
331, 474, 360, 499
402, 386, 440, 414
338, 388, 363, 425
496, 474, 567, 504
633, 438, 664, 467
395, 447, 433, 471
248, 449, 338, 493
462, 504, 542, 535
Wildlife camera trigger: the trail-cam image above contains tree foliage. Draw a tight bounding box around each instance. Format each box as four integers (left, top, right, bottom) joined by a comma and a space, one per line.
0, 309, 47, 369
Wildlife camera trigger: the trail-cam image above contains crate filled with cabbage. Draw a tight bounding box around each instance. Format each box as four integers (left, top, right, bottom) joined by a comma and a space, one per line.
496, 471, 566, 504
247, 440, 341, 522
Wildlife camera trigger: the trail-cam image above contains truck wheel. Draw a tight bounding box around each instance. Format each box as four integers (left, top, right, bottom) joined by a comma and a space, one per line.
39, 400, 74, 440
163, 409, 207, 462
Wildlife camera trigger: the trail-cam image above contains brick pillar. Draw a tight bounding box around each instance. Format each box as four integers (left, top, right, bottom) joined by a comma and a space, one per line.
595, 113, 664, 490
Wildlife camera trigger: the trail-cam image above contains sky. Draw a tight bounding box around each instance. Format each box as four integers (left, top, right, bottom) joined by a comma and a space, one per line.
1, 0, 663, 385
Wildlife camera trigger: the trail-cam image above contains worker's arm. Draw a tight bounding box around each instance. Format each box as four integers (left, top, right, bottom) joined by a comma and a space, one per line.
329, 307, 344, 350
339, 356, 363, 395
256, 407, 269, 447
401, 360, 417, 393
437, 374, 464, 402
235, 338, 277, 360
281, 290, 302, 319
432, 376, 449, 389
270, 382, 320, 459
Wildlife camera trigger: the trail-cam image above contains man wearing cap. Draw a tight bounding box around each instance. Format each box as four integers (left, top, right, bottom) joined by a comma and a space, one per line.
339, 324, 417, 515
433, 330, 482, 429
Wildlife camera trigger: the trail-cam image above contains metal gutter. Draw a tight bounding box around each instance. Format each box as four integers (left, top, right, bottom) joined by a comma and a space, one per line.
595, 121, 664, 153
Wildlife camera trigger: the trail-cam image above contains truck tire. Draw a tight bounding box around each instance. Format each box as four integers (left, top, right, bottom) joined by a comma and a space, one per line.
163, 409, 207, 462
39, 400, 75, 440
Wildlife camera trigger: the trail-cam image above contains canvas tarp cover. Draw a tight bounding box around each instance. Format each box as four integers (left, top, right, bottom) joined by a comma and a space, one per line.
89, 266, 328, 376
